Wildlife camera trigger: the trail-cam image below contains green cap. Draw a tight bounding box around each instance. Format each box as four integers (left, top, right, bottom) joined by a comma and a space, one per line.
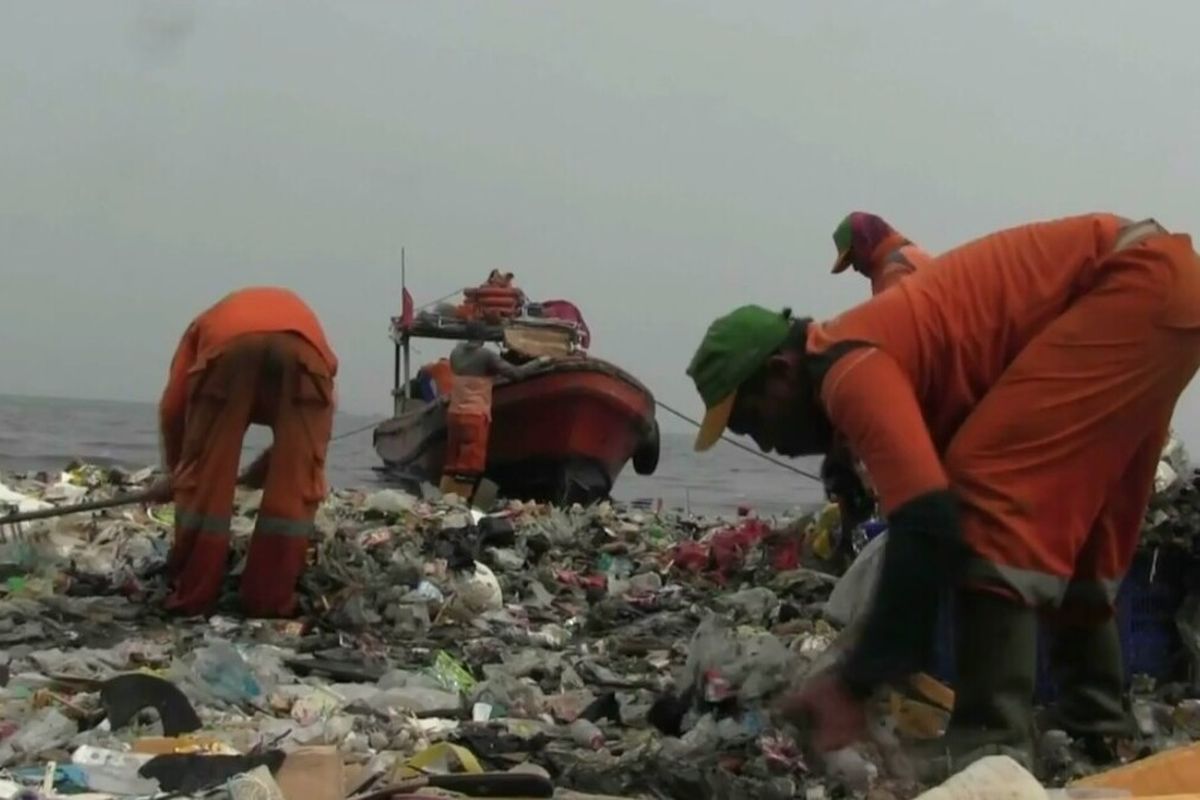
686, 305, 792, 451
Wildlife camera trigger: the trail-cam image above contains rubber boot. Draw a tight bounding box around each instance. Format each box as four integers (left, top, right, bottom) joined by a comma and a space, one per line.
1046, 615, 1133, 764
911, 590, 1038, 783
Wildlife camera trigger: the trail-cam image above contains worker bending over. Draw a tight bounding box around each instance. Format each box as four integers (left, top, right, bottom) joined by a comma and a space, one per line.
441, 323, 546, 497
831, 211, 933, 294
157, 287, 337, 618
688, 214, 1200, 770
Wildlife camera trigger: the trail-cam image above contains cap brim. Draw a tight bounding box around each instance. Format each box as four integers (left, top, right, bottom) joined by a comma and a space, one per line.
831, 249, 852, 274
694, 394, 736, 452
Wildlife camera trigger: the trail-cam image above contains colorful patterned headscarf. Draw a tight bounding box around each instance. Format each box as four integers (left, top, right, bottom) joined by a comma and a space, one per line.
831, 212, 898, 273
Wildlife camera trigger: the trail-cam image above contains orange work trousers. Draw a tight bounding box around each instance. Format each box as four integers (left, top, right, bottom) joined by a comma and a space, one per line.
444, 411, 490, 477
945, 231, 1200, 614
443, 376, 492, 478
165, 332, 334, 618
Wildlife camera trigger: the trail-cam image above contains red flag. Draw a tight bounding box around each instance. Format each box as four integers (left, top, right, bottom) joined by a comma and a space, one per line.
400, 288, 414, 328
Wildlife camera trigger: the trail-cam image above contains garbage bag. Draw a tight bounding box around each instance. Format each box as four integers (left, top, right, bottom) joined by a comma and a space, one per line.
825, 530, 888, 628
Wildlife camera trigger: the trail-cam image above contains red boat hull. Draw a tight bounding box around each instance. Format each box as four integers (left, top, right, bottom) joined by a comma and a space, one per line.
373, 359, 658, 504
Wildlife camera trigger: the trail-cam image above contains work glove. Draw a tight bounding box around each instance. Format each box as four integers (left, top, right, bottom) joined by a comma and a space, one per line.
775, 670, 867, 753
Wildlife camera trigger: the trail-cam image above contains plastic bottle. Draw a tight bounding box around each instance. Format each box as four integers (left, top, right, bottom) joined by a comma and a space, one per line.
568, 718, 605, 750
72, 745, 160, 796
851, 518, 888, 554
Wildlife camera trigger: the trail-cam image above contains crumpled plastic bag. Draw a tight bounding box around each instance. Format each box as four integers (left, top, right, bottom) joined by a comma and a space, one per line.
825, 530, 888, 628
0, 708, 77, 766
365, 489, 418, 517
0, 482, 51, 515
1156, 433, 1191, 496
0, 482, 53, 546
916, 755, 1045, 800
446, 562, 503, 619
682, 615, 793, 703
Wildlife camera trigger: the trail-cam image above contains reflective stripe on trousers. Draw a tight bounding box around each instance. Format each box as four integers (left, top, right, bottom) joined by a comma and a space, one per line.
255, 515, 315, 539
963, 556, 1122, 608
176, 509, 232, 534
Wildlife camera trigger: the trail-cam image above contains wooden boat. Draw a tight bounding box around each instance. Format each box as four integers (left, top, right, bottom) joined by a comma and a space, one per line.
373, 279, 659, 505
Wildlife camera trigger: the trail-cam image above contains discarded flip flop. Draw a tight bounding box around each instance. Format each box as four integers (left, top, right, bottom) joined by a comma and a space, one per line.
139, 750, 286, 794
284, 657, 386, 683
352, 771, 555, 800
100, 673, 202, 736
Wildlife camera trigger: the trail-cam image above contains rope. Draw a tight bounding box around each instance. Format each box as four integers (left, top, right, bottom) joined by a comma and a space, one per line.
416, 290, 462, 311
327, 403, 823, 485
355, 291, 825, 485
330, 419, 384, 443
654, 399, 822, 483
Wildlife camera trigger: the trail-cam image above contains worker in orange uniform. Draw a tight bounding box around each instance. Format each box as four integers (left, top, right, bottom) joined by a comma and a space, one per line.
155, 287, 337, 618
441, 323, 547, 497
687, 215, 1200, 773
830, 211, 933, 294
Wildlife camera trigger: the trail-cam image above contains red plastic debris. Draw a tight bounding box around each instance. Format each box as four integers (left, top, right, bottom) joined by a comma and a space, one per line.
703, 668, 735, 702
768, 534, 802, 571
580, 574, 608, 592
669, 518, 804, 580
554, 570, 608, 592
670, 541, 710, 573
709, 519, 770, 575
759, 732, 808, 774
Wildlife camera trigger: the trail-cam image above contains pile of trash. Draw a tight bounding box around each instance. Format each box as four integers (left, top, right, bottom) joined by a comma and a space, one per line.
0, 463, 855, 799
1143, 436, 1200, 551
3, 449, 1200, 800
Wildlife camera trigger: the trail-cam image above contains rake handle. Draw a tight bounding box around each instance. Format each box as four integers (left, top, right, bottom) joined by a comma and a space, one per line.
0, 488, 164, 525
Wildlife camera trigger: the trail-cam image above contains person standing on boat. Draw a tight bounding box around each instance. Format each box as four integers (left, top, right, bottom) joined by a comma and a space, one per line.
686, 215, 1200, 773
153, 287, 337, 618
823, 212, 933, 558
442, 323, 547, 497
830, 211, 933, 295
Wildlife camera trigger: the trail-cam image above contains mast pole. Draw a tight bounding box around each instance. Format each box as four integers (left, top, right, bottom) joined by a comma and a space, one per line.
401, 247, 412, 406
392, 340, 401, 416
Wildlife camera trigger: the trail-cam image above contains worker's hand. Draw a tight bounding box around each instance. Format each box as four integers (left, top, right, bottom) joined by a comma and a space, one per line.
774, 670, 867, 753
145, 476, 174, 503
515, 355, 553, 378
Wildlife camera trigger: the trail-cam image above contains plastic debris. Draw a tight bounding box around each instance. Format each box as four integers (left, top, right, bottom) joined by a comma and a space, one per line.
229, 764, 286, 800
70, 745, 160, 795
0, 458, 1196, 798
916, 755, 1045, 800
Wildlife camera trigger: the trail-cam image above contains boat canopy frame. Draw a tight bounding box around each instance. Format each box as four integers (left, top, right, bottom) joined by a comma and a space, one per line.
389, 304, 583, 416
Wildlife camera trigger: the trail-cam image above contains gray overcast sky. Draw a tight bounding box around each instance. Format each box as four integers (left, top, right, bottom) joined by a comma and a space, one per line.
3, 1, 1200, 441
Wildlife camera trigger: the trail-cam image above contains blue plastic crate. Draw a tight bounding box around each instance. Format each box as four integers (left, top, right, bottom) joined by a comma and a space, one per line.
930, 548, 1193, 700
1115, 547, 1191, 680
